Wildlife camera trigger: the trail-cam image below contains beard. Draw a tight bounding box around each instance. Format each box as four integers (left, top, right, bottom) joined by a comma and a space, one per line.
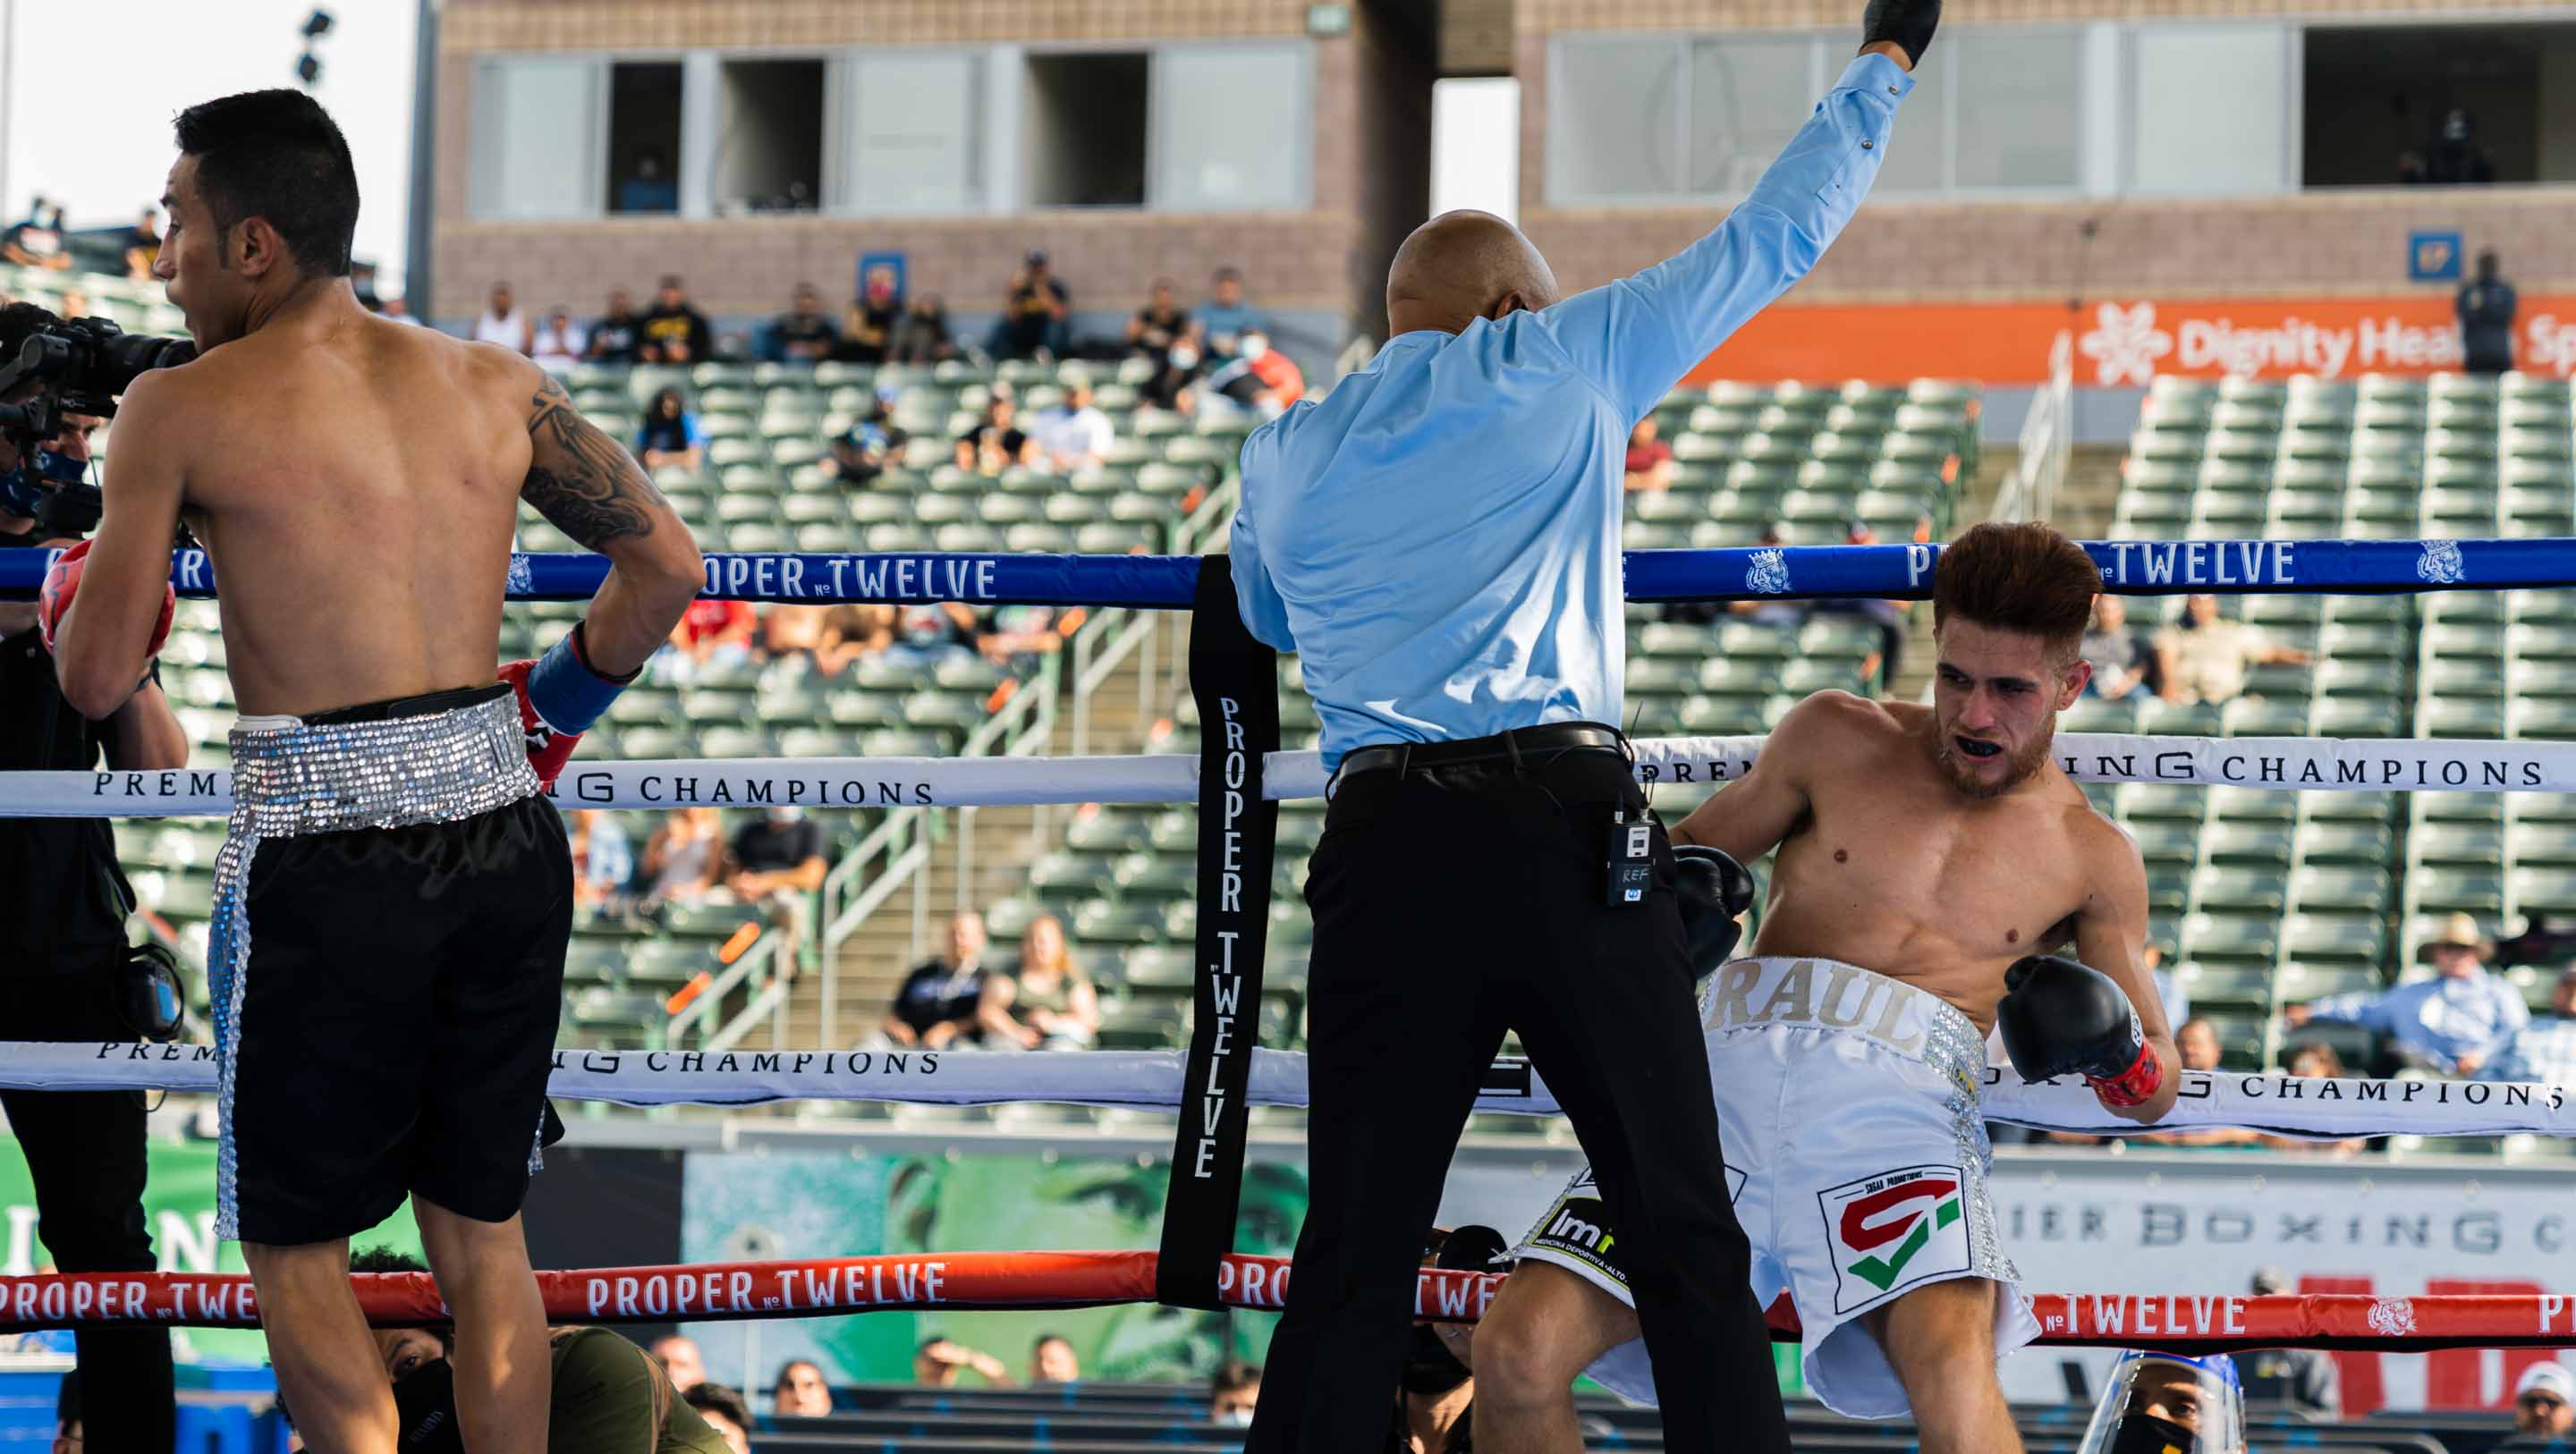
1934, 716, 2057, 799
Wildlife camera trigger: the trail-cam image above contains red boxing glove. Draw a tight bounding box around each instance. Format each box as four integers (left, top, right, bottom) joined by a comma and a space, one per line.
38, 539, 176, 660
498, 657, 584, 790
2085, 1043, 2165, 1109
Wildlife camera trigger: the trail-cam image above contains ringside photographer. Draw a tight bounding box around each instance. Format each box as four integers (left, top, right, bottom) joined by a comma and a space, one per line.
0, 299, 195, 1452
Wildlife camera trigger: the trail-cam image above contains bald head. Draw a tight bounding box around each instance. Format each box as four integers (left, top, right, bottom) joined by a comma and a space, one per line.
1386, 210, 1562, 338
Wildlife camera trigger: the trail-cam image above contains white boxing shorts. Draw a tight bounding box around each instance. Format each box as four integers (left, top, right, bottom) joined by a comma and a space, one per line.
1513, 955, 2039, 1419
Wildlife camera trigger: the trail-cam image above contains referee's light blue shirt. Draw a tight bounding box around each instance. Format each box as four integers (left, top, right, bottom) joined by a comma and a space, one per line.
1231, 53, 1912, 769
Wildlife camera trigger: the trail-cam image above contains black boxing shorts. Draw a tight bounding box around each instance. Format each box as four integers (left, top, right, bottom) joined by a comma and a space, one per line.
208, 684, 570, 1247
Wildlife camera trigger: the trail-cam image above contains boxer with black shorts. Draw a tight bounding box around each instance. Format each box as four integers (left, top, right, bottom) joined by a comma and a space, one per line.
50, 91, 702, 1453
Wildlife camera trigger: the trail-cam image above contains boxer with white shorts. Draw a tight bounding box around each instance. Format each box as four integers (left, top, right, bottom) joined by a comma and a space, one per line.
1472, 522, 2184, 1454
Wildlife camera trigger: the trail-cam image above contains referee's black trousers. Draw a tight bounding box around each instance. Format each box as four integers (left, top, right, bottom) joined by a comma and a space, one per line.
0, 959, 176, 1450
1246, 744, 1788, 1453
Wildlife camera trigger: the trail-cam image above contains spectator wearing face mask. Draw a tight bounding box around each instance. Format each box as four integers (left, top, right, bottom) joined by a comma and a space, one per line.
2458, 250, 2519, 376
1208, 331, 1305, 418
1144, 334, 1203, 411
2421, 107, 2496, 186
1210, 1360, 1263, 1427
836, 263, 904, 364
1197, 266, 1267, 355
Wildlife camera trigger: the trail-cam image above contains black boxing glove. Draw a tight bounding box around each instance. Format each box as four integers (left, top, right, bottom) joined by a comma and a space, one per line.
1996, 954, 2163, 1107
1860, 0, 1940, 67
1433, 1223, 1509, 1273
1674, 845, 1756, 978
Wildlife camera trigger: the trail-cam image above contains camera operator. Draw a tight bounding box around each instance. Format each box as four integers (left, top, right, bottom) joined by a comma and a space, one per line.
0, 300, 186, 1450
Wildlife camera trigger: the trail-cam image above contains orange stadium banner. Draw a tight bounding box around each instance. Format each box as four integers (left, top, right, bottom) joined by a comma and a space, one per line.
1692, 295, 2576, 387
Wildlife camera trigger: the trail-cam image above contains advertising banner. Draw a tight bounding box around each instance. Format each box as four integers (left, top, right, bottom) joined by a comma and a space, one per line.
1690, 294, 2576, 385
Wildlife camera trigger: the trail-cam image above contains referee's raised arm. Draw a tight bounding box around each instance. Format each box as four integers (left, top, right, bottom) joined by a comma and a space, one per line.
1235, 10, 1931, 1453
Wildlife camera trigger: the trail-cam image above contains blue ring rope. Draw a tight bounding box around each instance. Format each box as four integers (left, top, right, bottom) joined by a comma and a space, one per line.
0, 537, 2544, 606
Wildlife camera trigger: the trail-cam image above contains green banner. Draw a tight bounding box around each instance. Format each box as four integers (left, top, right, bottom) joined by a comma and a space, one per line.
678, 1147, 1309, 1391
0, 1136, 421, 1365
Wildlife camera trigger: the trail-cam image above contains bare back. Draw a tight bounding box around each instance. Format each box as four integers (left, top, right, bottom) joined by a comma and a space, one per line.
1676, 692, 2149, 1033
148, 313, 537, 714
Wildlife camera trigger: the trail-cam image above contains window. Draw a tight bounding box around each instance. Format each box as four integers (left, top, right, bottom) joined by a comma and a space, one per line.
716, 59, 825, 210
470, 58, 602, 220
606, 62, 683, 214
1023, 53, 1148, 207
1688, 38, 1816, 195
1953, 32, 2083, 190
2131, 24, 2292, 194
847, 52, 985, 214
1155, 46, 1310, 210
2302, 22, 2574, 187
1549, 37, 1682, 199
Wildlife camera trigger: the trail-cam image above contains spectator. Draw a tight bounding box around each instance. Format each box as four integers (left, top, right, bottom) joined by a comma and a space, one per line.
1030, 1332, 1081, 1384
2481, 968, 2576, 1086
640, 275, 715, 364
471, 281, 534, 354
2143, 939, 2190, 1027
892, 293, 959, 364
570, 808, 634, 911
826, 385, 910, 488
728, 805, 826, 968
1623, 417, 1675, 493
2459, 249, 2518, 376
2239, 1269, 2340, 1418
682, 1383, 754, 1454
1394, 1228, 1483, 1454
56, 288, 89, 325
1809, 520, 1912, 690
636, 386, 708, 474
2080, 594, 2158, 702
884, 602, 982, 670
378, 295, 424, 327
758, 604, 829, 666
531, 305, 588, 375
2137, 1018, 2255, 1148
589, 287, 642, 363
1197, 266, 1266, 353
618, 148, 681, 214
2257, 1043, 2370, 1155
988, 912, 1099, 1050
979, 605, 1069, 677
774, 1357, 834, 1416
2508, 1364, 2576, 1447
954, 389, 1035, 476
880, 909, 993, 1049
123, 207, 161, 280
1, 206, 68, 270
2288, 913, 2527, 1076
1034, 380, 1116, 471
914, 1337, 1013, 1389
1142, 334, 1202, 412
2158, 594, 2311, 706
987, 249, 1071, 362
640, 807, 726, 909
835, 262, 903, 363
2422, 107, 2496, 186
772, 283, 840, 362
1207, 329, 1305, 418
664, 596, 758, 681
1128, 278, 1192, 357
816, 604, 896, 676
651, 1333, 708, 1391
1209, 1359, 1262, 1426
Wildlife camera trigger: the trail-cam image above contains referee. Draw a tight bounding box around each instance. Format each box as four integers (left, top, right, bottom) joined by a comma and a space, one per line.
1227, 9, 1931, 1451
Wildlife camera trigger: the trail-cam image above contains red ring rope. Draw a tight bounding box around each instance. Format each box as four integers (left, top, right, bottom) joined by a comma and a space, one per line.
2, 1252, 2570, 1351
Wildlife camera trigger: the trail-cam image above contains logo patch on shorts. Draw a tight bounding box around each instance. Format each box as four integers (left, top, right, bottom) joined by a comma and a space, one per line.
1818, 1164, 1970, 1315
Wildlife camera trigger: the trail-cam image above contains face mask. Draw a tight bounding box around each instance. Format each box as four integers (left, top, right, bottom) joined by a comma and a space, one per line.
1240, 338, 1269, 361
1219, 1407, 1255, 1427
1398, 1324, 1472, 1395
1170, 346, 1199, 369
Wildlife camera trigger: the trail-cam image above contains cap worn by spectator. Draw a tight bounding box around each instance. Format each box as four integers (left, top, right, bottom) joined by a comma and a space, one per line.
2249, 1267, 2288, 1296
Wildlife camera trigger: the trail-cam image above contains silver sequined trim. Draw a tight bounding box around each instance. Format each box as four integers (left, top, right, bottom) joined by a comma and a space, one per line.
210, 695, 538, 1239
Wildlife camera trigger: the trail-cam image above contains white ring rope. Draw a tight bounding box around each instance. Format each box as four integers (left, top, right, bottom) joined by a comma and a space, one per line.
9, 1043, 2570, 1141
10, 731, 2574, 817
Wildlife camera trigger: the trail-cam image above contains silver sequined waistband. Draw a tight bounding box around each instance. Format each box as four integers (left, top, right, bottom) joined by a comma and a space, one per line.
225, 692, 537, 837
1699, 955, 1987, 1083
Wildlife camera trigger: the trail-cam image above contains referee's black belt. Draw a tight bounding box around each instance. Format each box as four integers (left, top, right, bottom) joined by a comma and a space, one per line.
1338, 723, 1630, 781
